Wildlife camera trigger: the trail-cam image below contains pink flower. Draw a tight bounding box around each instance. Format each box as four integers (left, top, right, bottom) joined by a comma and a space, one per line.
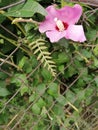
39, 4, 86, 43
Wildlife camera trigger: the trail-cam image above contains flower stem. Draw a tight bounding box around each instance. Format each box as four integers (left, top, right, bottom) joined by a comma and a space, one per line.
12, 18, 41, 25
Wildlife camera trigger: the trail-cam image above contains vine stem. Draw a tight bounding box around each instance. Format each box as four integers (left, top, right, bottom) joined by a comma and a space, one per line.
12, 18, 41, 25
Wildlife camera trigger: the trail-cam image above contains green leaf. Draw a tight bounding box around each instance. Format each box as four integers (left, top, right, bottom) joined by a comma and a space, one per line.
7, 1, 24, 12
37, 98, 46, 108
20, 86, 29, 96
94, 58, 98, 67
5, 0, 47, 17
29, 93, 36, 103
53, 104, 64, 116
85, 88, 94, 105
0, 0, 17, 7
0, 113, 9, 124
32, 104, 40, 114
44, 95, 53, 107
18, 56, 27, 69
85, 88, 93, 98
23, 61, 32, 73
0, 88, 10, 97
65, 66, 77, 78
41, 107, 47, 118
41, 68, 52, 81
76, 79, 85, 88
80, 67, 88, 76
56, 95, 67, 106
81, 49, 92, 58
0, 80, 6, 87
56, 52, 69, 64
11, 74, 29, 95
11, 74, 28, 87
66, 90, 76, 103
61, 0, 67, 7
95, 77, 98, 87
86, 29, 97, 41
30, 55, 38, 68
93, 45, 98, 56
58, 65, 64, 74
36, 83, 46, 95
47, 83, 59, 98
76, 90, 85, 101
0, 14, 6, 24
0, 72, 8, 80
61, 0, 73, 7
0, 39, 4, 44
74, 59, 83, 68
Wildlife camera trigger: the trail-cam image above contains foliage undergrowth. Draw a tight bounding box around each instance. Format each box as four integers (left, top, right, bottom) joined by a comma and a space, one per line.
0, 0, 98, 130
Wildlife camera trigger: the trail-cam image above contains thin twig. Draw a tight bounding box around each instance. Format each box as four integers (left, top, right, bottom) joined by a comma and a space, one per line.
0, 68, 12, 76
5, 114, 18, 130
70, 42, 98, 48
85, 8, 98, 18
27, 62, 42, 78
0, 0, 26, 10
0, 43, 21, 67
69, 0, 98, 7
0, 24, 18, 39
0, 58, 21, 70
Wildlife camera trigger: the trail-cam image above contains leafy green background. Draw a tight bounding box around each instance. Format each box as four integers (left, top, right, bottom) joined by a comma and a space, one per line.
0, 0, 98, 130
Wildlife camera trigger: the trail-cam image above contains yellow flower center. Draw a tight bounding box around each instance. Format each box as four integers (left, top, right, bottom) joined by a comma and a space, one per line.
54, 17, 68, 32
54, 18, 65, 31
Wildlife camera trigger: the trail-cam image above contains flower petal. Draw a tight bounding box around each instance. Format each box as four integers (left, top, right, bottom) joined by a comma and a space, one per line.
66, 25, 86, 42
39, 5, 59, 33
59, 4, 82, 24
46, 30, 66, 43
39, 19, 56, 33
46, 5, 59, 18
